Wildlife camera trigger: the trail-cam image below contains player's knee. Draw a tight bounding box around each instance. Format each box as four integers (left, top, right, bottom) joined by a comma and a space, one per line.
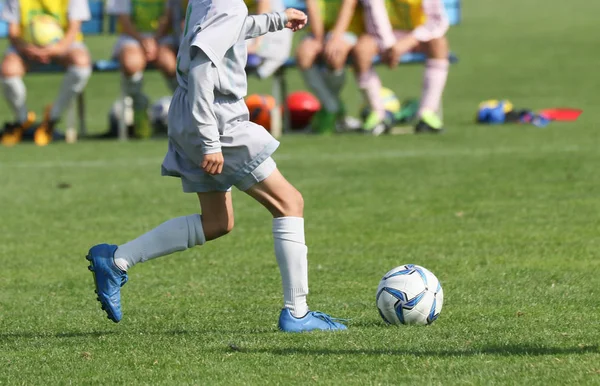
277, 188, 304, 218
202, 214, 234, 240
155, 47, 176, 76
67, 49, 91, 67
296, 42, 317, 70
120, 48, 146, 75
1, 54, 25, 77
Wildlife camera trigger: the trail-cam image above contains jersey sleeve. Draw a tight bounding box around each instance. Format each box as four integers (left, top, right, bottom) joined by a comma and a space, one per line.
411, 0, 449, 42
1, 0, 20, 24
190, 2, 248, 66
188, 50, 221, 154
68, 0, 92, 22
361, 0, 395, 50
106, 0, 131, 15
242, 11, 287, 40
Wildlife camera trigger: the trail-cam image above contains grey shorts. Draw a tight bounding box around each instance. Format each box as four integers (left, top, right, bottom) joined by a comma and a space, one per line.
180, 156, 277, 193
112, 34, 177, 58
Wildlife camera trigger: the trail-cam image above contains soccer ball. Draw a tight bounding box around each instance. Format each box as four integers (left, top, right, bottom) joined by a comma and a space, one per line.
376, 264, 444, 325
150, 96, 172, 134
360, 87, 401, 123
245, 94, 277, 131
28, 15, 64, 47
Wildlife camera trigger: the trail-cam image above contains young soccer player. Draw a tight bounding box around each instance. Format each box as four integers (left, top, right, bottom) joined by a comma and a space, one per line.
0, 0, 92, 146
86, 0, 347, 333
107, 0, 180, 138
354, 0, 450, 134
245, 0, 293, 79
295, 0, 363, 134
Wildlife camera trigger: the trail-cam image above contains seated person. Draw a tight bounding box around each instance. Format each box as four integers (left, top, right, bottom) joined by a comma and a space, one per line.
353, 0, 450, 134
296, 0, 363, 134
245, 0, 293, 79
107, 0, 179, 138
1, 0, 92, 146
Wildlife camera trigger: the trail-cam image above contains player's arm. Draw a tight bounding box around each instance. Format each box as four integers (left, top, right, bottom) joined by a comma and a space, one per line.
188, 49, 223, 174
3, 0, 43, 61
243, 8, 306, 39
306, 0, 324, 41
154, 9, 173, 40
323, 0, 357, 61
247, 0, 271, 53
42, 20, 82, 57
363, 0, 395, 51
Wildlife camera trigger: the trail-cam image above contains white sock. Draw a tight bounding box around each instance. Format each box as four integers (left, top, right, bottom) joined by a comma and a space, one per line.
2, 76, 28, 123
50, 66, 92, 121
273, 217, 309, 318
122, 71, 144, 101
113, 214, 206, 271
301, 66, 340, 113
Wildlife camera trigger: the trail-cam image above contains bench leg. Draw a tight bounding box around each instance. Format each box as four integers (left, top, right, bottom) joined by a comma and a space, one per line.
77, 92, 87, 137
118, 94, 130, 141
272, 68, 291, 133
65, 97, 77, 143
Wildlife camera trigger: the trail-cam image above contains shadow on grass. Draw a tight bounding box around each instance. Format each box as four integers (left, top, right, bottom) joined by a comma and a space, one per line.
233, 345, 599, 357
0, 330, 118, 341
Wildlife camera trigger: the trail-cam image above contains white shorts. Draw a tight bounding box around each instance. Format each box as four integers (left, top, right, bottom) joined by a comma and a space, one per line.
112, 33, 177, 58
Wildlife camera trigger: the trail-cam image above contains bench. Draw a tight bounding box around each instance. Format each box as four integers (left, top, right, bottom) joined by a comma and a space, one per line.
0, 0, 461, 139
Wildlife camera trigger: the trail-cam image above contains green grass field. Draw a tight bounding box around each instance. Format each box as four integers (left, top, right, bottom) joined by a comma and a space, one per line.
1, 0, 600, 384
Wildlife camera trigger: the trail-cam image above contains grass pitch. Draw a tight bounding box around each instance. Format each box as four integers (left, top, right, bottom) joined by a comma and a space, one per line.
1, 0, 599, 384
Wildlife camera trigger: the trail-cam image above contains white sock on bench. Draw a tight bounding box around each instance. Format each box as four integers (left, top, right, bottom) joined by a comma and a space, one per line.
122, 71, 144, 101
2, 76, 28, 124
50, 66, 92, 121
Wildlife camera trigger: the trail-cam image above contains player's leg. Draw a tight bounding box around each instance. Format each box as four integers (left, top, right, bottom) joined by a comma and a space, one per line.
296, 36, 341, 134
241, 161, 346, 332
118, 40, 151, 138
352, 33, 387, 134
86, 189, 233, 323
0, 51, 35, 146
33, 45, 92, 146
155, 41, 178, 92
415, 36, 449, 133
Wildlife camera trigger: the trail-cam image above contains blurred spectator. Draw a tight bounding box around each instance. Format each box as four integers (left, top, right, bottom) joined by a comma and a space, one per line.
107, 0, 179, 139
295, 0, 363, 134
245, 0, 293, 79
0, 0, 92, 146
354, 0, 450, 134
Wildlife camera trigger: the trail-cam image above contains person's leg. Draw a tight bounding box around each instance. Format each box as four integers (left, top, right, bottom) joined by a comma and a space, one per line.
352, 34, 386, 133
33, 45, 92, 146
87, 189, 233, 322
155, 43, 178, 92
416, 36, 449, 133
119, 41, 152, 138
241, 161, 346, 331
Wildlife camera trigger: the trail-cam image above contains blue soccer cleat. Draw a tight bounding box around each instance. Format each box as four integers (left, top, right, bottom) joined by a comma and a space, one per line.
86, 244, 128, 323
278, 308, 348, 332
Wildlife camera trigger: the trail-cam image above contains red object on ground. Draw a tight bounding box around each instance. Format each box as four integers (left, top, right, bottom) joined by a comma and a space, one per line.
539, 108, 583, 122
245, 94, 277, 131
286, 91, 321, 130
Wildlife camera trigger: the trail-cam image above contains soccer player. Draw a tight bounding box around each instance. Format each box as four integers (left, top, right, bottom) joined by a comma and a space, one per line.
0, 0, 92, 146
107, 0, 180, 138
86, 0, 347, 333
245, 0, 293, 79
354, 0, 450, 134
295, 0, 363, 134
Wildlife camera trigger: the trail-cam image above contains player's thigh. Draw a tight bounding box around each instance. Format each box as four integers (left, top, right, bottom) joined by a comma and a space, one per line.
295, 37, 322, 70
119, 44, 147, 75
197, 191, 235, 240
155, 44, 177, 75
244, 168, 304, 218
1, 52, 27, 77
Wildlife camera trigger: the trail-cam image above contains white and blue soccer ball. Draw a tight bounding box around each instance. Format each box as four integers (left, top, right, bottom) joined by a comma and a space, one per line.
376, 264, 444, 326
150, 96, 172, 134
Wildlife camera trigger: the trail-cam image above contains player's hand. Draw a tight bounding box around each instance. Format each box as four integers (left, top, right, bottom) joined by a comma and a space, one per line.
142, 38, 158, 61
40, 42, 68, 58
384, 36, 419, 68
22, 44, 49, 63
201, 152, 224, 175
284, 8, 307, 32
323, 33, 345, 64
